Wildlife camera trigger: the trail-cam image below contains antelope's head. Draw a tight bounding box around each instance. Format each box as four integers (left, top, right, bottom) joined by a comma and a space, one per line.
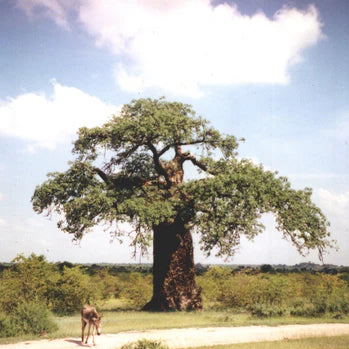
93, 314, 103, 335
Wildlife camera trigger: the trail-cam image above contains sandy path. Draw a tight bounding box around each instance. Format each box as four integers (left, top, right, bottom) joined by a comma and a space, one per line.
1, 324, 349, 349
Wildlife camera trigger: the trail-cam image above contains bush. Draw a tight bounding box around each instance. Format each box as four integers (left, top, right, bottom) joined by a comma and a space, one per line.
121, 339, 168, 349
0, 303, 57, 338
0, 314, 17, 337
0, 254, 59, 314
92, 270, 121, 299
290, 303, 319, 317
251, 304, 286, 318
0, 254, 105, 316
50, 266, 102, 314
119, 273, 153, 308
198, 267, 349, 317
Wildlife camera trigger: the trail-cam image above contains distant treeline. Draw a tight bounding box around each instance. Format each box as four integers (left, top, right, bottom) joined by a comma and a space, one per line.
1, 260, 347, 275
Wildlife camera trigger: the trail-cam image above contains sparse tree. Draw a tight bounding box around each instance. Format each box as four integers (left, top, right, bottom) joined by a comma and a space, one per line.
32, 98, 334, 310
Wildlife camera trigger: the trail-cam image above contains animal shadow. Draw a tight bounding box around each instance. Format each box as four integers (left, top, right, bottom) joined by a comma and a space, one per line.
64, 339, 90, 347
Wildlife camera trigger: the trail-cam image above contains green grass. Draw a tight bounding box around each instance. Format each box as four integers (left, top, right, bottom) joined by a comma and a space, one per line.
0, 309, 348, 345
193, 335, 349, 349
31, 310, 349, 340
56, 311, 349, 337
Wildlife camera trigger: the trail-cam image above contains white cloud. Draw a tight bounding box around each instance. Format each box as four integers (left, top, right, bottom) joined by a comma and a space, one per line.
315, 189, 348, 236
15, 0, 323, 97
314, 188, 349, 261
0, 81, 117, 149
14, 0, 74, 28
315, 188, 349, 220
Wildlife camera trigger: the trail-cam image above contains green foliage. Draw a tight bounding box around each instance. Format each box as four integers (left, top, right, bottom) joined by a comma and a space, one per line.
0, 302, 57, 338
121, 339, 168, 349
0, 254, 59, 314
92, 269, 122, 299
32, 97, 334, 261
118, 273, 153, 308
50, 266, 102, 314
1, 256, 349, 328
0, 254, 104, 316
198, 266, 349, 317
250, 304, 286, 317
0, 313, 16, 337
10, 302, 57, 336
340, 272, 349, 286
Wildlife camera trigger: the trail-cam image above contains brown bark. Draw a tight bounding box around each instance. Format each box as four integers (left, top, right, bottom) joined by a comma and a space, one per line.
143, 219, 202, 311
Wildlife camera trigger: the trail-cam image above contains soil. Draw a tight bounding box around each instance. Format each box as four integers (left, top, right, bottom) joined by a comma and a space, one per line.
1, 323, 349, 348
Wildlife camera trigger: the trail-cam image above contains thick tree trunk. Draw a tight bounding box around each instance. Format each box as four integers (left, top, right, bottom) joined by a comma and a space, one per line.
143, 220, 202, 311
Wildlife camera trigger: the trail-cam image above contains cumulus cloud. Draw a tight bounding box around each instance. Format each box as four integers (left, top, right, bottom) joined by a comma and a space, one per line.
15, 0, 323, 97
0, 81, 116, 149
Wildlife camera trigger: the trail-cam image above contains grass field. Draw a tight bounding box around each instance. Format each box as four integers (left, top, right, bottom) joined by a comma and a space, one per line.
194, 336, 349, 349
0, 300, 348, 345
54, 310, 349, 337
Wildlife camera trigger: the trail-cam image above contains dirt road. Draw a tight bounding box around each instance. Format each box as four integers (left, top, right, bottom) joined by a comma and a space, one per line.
1, 324, 349, 349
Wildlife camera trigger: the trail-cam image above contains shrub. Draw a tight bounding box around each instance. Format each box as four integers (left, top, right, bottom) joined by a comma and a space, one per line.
50, 266, 102, 314
0, 314, 17, 337
119, 273, 153, 308
0, 254, 59, 314
0, 303, 57, 338
121, 339, 168, 349
92, 270, 121, 299
12, 302, 58, 336
251, 304, 286, 318
198, 267, 349, 317
290, 303, 319, 317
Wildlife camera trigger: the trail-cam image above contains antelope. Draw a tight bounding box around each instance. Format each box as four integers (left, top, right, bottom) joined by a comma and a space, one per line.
81, 305, 103, 345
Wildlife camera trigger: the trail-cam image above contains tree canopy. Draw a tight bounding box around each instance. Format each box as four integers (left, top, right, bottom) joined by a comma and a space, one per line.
32, 98, 334, 262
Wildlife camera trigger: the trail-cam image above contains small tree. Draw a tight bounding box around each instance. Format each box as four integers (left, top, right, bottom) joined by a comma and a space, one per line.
32, 98, 334, 310
0, 254, 59, 313
50, 266, 101, 314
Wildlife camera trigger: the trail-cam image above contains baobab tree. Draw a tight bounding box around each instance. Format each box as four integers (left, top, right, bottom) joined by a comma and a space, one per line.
32, 98, 333, 311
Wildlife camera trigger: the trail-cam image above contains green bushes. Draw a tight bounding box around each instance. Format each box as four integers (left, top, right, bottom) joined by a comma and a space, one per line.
118, 273, 153, 308
1, 254, 349, 338
0, 254, 103, 317
0, 313, 16, 337
197, 266, 349, 317
50, 266, 102, 314
121, 339, 168, 349
10, 302, 58, 335
0, 254, 59, 314
91, 270, 153, 308
0, 254, 104, 337
250, 304, 286, 317
197, 267, 291, 311
0, 302, 57, 337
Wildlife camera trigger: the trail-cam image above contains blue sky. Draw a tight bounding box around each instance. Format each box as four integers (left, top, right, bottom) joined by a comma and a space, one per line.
0, 0, 348, 265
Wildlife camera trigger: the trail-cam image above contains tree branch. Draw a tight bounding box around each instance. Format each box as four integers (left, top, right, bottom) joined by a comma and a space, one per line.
158, 139, 210, 157
147, 142, 171, 187
183, 154, 209, 173
94, 167, 110, 185
119, 144, 140, 161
